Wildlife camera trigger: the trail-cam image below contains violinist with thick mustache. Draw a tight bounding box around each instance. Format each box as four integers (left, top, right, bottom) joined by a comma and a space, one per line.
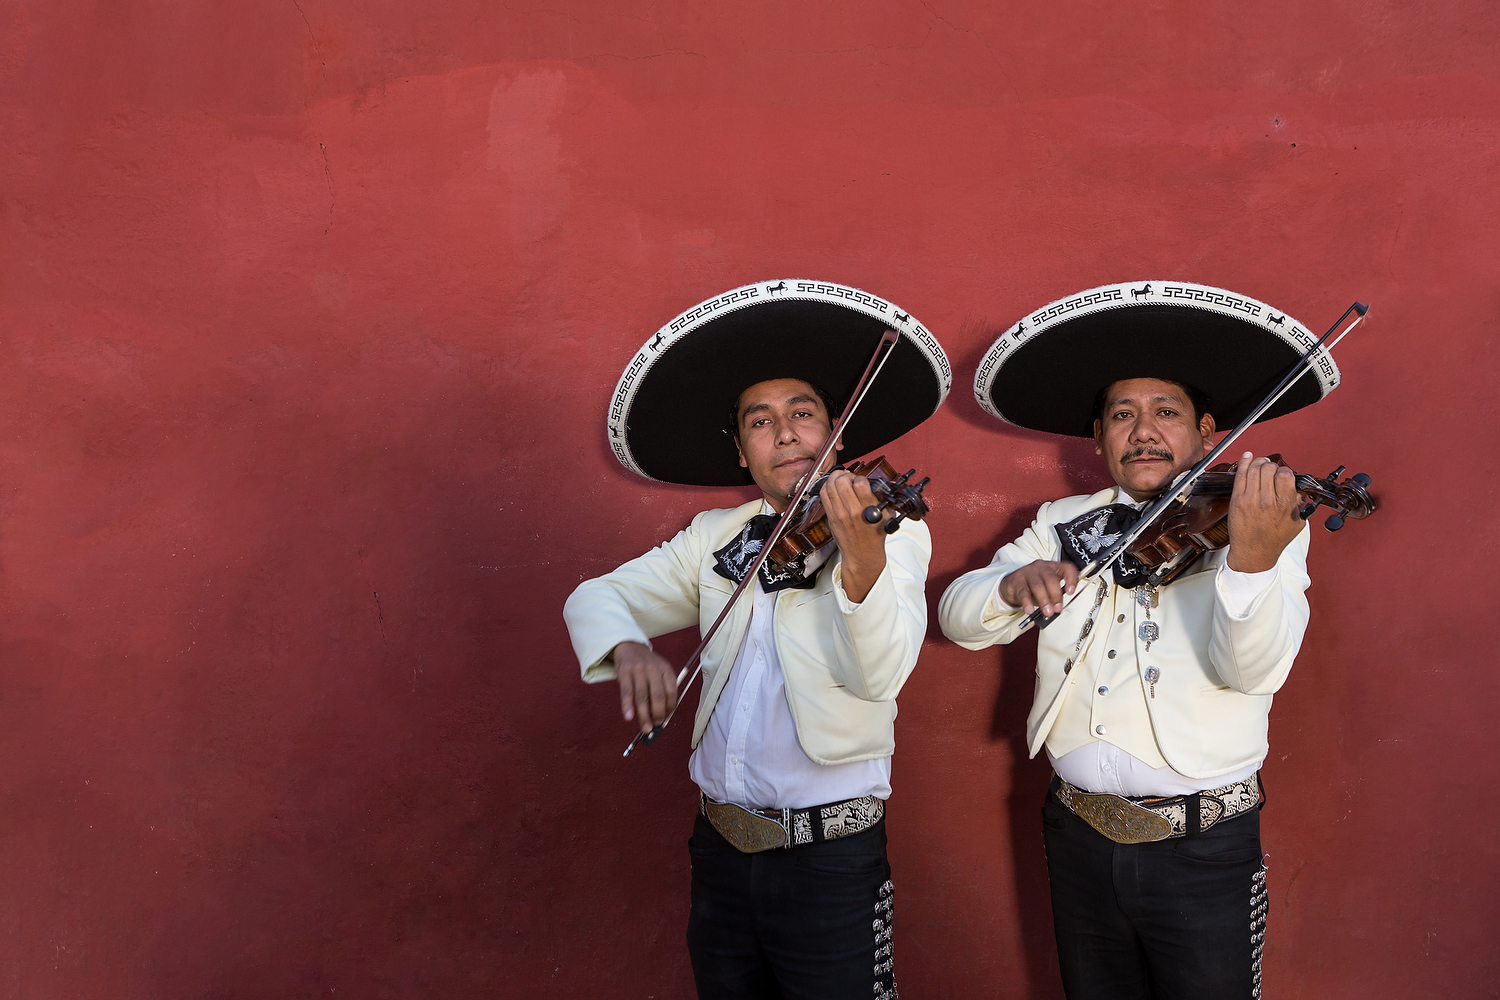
564, 375, 931, 1000
941, 375, 1312, 1000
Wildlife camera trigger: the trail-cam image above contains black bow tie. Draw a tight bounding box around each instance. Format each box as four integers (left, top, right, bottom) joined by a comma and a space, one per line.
1055, 503, 1149, 588
712, 513, 823, 592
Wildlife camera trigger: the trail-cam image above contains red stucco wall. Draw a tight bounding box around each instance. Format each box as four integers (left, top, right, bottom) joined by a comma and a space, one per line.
1, 2, 1496, 996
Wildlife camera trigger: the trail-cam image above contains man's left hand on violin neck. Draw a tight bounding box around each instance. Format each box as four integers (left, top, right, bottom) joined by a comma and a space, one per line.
821, 468, 893, 603
1225, 452, 1309, 574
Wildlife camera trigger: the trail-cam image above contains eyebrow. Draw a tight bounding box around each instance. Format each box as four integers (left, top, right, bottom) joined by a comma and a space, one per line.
741, 394, 820, 421
1108, 393, 1186, 409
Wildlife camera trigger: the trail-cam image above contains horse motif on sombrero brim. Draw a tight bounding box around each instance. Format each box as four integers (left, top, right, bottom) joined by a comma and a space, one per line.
609, 280, 952, 486
974, 280, 1341, 437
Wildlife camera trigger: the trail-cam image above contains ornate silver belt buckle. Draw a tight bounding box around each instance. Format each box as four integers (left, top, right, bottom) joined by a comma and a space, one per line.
703, 799, 789, 853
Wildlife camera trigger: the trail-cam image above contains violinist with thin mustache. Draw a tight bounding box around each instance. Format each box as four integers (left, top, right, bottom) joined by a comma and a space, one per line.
941, 282, 1336, 1000
563, 283, 949, 1000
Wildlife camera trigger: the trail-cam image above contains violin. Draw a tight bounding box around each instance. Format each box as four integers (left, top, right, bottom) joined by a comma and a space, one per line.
764, 457, 931, 573
1127, 455, 1378, 586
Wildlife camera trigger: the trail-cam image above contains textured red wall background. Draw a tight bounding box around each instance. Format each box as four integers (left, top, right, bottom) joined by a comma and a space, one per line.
1, 1, 1496, 996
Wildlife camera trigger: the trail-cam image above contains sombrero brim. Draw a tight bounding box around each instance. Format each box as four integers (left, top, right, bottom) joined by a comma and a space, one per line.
974, 281, 1340, 437
609, 280, 952, 486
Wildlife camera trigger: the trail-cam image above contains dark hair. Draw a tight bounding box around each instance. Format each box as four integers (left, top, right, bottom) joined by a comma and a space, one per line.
1091, 379, 1211, 429
728, 380, 840, 439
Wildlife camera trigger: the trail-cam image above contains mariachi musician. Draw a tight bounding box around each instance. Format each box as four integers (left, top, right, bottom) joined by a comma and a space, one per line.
563, 280, 950, 1000
940, 281, 1363, 1000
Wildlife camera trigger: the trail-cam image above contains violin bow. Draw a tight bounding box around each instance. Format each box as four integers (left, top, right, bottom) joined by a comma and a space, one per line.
1018, 301, 1369, 632
623, 329, 902, 756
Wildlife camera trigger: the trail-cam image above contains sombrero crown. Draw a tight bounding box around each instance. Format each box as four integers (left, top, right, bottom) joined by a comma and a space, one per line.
609, 280, 952, 486
974, 280, 1340, 436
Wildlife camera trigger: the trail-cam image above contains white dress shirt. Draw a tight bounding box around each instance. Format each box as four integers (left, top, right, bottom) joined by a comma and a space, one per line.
688, 511, 892, 811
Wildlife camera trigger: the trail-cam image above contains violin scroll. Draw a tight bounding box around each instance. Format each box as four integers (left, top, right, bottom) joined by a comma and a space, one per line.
862, 468, 931, 535
1293, 466, 1377, 531
764, 457, 931, 572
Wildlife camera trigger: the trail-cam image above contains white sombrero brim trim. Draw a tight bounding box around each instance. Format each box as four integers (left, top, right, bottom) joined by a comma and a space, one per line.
608, 279, 953, 481
973, 280, 1340, 424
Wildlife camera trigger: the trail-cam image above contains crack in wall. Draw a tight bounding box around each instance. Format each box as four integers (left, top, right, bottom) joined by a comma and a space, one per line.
373, 590, 390, 664
293, 0, 335, 235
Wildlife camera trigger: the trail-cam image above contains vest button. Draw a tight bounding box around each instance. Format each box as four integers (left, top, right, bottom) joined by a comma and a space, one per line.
1098, 685, 1108, 696
1107, 649, 1117, 659
1095, 725, 1106, 735
1118, 614, 1126, 623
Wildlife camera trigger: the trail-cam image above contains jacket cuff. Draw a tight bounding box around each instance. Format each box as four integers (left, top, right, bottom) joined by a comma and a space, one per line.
1215, 564, 1279, 621
578, 631, 653, 684
982, 576, 1020, 624
831, 561, 876, 612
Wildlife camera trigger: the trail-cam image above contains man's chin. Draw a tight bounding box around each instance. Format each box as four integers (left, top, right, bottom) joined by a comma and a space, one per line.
1116, 465, 1177, 499
750, 469, 803, 503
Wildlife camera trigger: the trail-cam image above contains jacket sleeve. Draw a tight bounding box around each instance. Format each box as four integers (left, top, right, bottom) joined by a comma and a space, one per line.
938, 501, 1062, 649
1208, 523, 1312, 695
561, 513, 712, 684
825, 518, 932, 702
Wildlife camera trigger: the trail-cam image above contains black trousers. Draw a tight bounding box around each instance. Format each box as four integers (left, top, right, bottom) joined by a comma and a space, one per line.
685, 811, 896, 1000
1043, 785, 1267, 1000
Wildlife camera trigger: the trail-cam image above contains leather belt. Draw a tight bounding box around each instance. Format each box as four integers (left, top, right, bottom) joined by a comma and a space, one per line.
1054, 774, 1263, 844
700, 793, 885, 853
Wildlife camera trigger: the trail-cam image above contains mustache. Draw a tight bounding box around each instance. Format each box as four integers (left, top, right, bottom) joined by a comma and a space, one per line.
1123, 447, 1174, 463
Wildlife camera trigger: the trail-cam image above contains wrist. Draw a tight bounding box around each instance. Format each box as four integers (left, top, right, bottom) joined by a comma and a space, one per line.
1226, 548, 1277, 573
839, 554, 885, 603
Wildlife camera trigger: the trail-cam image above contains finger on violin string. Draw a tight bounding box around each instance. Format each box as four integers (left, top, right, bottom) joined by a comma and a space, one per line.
1273, 463, 1299, 506
1233, 452, 1254, 492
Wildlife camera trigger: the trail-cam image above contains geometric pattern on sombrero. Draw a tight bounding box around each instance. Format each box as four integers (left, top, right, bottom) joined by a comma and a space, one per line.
973, 280, 1341, 438
609, 279, 952, 486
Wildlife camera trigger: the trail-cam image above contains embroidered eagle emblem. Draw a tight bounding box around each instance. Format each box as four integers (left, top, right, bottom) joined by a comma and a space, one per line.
1072, 511, 1122, 555
722, 534, 763, 577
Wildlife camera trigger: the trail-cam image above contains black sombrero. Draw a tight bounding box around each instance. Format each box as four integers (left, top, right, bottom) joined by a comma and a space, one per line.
974, 281, 1340, 437
608, 280, 952, 486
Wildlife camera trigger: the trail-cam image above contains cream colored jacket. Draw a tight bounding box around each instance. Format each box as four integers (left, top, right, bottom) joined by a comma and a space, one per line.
938, 487, 1311, 780
563, 499, 931, 765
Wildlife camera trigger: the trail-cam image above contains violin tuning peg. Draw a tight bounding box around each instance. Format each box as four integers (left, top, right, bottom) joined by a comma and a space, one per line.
863, 505, 885, 524
1298, 501, 1318, 521
1324, 514, 1345, 532
1352, 473, 1371, 488
884, 513, 906, 535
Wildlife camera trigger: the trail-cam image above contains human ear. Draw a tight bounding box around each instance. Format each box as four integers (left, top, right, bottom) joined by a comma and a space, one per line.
735, 436, 748, 469
1093, 419, 1104, 455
